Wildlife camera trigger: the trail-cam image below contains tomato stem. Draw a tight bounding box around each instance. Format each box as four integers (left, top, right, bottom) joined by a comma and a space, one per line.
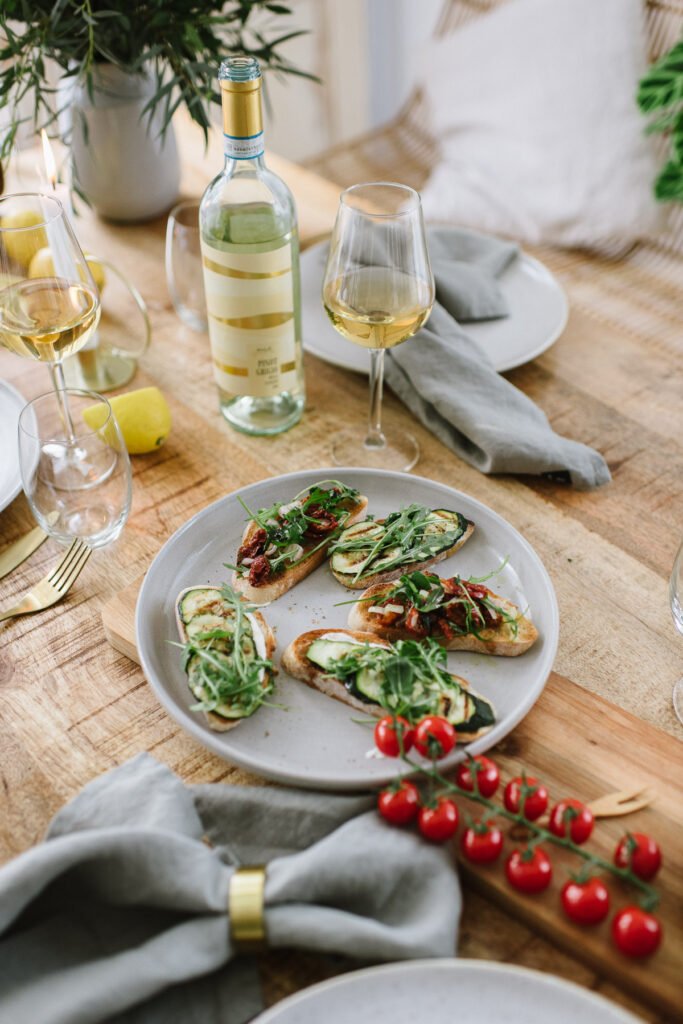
398, 753, 659, 909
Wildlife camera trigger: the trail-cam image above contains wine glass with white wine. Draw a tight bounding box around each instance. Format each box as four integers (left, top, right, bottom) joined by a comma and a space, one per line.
322, 182, 434, 471
0, 192, 101, 437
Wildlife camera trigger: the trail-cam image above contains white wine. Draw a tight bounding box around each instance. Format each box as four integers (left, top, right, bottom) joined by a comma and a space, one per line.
323, 267, 432, 350
0, 277, 100, 362
200, 57, 305, 436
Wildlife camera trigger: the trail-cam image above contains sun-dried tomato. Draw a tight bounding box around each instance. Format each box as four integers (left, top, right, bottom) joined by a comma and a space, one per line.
436, 616, 457, 640
238, 527, 267, 563
404, 605, 428, 636
248, 554, 272, 586
441, 580, 498, 630
441, 577, 463, 596
304, 504, 339, 536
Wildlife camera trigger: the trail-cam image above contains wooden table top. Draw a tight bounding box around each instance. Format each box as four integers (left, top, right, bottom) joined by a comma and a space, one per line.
1, 115, 681, 1023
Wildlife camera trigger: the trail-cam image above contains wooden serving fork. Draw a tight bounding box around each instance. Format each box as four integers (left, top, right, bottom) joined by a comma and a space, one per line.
587, 787, 653, 819
0, 540, 91, 623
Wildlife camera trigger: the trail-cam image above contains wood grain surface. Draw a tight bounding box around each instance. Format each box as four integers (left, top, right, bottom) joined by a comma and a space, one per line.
1, 116, 681, 1023
101, 577, 683, 1017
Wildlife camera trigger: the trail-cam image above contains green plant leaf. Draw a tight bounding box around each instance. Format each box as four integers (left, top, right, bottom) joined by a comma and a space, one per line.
638, 40, 683, 113
654, 158, 683, 201
0, 0, 315, 154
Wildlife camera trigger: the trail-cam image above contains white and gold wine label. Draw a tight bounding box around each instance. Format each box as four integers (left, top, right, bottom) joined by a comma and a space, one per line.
201, 237, 299, 398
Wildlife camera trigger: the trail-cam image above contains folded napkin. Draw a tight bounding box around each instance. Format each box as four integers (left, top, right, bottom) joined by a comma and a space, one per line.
384, 227, 611, 489
0, 754, 461, 1024
427, 225, 517, 322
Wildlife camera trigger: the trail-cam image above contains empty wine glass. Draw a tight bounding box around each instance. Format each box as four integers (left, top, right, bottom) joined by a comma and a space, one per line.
62, 255, 152, 392
18, 389, 132, 548
166, 201, 208, 332
669, 540, 683, 723
322, 182, 434, 471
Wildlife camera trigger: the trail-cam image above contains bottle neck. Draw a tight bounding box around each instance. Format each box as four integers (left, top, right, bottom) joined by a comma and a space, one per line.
223, 148, 266, 175
221, 77, 265, 170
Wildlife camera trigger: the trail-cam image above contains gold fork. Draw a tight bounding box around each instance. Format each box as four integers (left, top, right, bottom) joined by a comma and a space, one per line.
0, 540, 91, 623
587, 786, 653, 818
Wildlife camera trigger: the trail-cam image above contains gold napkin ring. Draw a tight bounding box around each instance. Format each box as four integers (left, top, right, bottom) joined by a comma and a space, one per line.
228, 866, 267, 952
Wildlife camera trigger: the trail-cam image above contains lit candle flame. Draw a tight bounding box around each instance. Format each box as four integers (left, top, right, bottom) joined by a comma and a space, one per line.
40, 129, 57, 190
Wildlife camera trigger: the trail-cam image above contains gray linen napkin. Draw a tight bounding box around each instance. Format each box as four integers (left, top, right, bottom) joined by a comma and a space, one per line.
427, 225, 517, 321
0, 754, 461, 1024
383, 228, 611, 489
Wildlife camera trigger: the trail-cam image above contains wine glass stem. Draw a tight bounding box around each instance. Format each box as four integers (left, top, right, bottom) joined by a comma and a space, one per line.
365, 349, 386, 451
48, 361, 76, 441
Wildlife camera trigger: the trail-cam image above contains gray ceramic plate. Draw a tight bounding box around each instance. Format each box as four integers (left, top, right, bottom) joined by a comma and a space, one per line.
136, 468, 559, 790
252, 960, 643, 1024
0, 380, 28, 514
301, 240, 569, 375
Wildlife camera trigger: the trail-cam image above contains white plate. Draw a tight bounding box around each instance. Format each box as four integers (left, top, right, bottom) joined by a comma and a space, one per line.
253, 960, 643, 1024
301, 240, 568, 374
136, 468, 559, 790
0, 381, 27, 515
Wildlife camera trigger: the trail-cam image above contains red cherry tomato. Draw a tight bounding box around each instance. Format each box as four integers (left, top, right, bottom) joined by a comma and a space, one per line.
505, 847, 553, 893
560, 878, 610, 925
612, 907, 662, 958
378, 781, 420, 826
461, 820, 504, 863
455, 756, 500, 797
614, 833, 662, 881
414, 716, 456, 759
374, 715, 415, 757
548, 799, 594, 845
418, 798, 459, 842
503, 776, 549, 821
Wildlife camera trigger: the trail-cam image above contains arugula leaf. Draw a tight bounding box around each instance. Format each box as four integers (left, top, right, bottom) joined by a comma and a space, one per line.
330, 506, 466, 582
318, 636, 492, 727
373, 565, 521, 639
180, 585, 273, 717
235, 480, 361, 578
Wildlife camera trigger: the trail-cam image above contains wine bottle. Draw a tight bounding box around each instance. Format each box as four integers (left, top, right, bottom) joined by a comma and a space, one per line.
199, 56, 305, 435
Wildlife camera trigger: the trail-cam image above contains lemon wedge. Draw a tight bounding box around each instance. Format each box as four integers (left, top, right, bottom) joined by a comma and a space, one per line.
1, 210, 48, 268
28, 247, 106, 292
83, 387, 172, 454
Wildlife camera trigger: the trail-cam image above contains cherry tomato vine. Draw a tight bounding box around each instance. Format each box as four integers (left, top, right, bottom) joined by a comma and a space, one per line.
372, 714, 663, 959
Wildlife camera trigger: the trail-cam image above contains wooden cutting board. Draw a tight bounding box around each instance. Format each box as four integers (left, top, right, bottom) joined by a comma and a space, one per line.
102, 578, 683, 1019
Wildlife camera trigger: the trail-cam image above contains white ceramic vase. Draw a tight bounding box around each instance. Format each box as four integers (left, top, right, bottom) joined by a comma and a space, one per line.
59, 65, 180, 222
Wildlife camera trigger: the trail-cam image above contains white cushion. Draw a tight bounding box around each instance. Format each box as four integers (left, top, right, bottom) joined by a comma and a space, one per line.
420, 0, 663, 252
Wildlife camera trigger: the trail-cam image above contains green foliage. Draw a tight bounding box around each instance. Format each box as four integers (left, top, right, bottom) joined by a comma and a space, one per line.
0, 0, 314, 161
638, 38, 683, 202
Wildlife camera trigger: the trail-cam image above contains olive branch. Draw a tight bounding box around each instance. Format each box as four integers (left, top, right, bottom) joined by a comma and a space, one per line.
0, 0, 317, 162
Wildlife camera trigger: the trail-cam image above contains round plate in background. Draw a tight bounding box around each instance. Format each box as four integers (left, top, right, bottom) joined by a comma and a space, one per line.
136, 468, 559, 790
301, 239, 568, 375
253, 960, 643, 1024
0, 380, 28, 514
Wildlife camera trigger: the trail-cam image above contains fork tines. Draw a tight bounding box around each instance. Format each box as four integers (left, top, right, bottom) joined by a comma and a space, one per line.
48, 540, 92, 592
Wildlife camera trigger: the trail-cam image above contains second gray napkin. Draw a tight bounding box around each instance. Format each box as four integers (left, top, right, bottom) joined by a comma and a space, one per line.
0, 754, 461, 1024
384, 227, 611, 489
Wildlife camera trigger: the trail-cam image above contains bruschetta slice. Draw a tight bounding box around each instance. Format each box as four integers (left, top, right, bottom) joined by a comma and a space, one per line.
281, 628, 495, 743
328, 504, 474, 590
347, 570, 538, 656
232, 480, 368, 603
176, 585, 276, 731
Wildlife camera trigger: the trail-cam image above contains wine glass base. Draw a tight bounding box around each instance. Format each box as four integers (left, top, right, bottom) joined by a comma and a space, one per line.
62, 349, 137, 393
673, 679, 683, 725
332, 429, 419, 472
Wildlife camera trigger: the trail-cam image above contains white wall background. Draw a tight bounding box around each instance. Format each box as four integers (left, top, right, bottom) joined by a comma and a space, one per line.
262, 0, 443, 161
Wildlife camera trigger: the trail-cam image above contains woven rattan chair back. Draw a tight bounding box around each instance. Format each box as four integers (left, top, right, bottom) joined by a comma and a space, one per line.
306, 0, 683, 257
